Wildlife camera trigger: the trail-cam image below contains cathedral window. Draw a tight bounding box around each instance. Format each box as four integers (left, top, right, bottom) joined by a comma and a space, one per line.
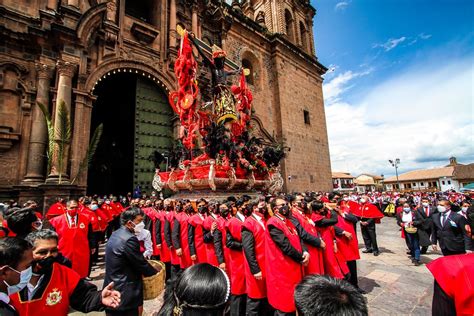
242, 59, 254, 85
284, 9, 295, 42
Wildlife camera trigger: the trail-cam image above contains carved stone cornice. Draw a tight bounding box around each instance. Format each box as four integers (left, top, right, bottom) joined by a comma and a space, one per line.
35, 63, 55, 80
56, 60, 77, 78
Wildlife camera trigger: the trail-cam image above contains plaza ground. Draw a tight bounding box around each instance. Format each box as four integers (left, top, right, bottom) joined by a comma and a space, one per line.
70, 217, 440, 316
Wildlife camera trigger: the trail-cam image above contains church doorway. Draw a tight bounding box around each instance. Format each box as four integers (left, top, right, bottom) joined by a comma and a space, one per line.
87, 72, 174, 196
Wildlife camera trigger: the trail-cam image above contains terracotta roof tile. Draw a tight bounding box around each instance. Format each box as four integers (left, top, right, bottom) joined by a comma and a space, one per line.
332, 172, 354, 179
384, 167, 454, 182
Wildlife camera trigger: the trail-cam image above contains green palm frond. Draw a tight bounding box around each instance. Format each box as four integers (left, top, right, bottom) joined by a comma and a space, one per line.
55, 100, 71, 184
71, 124, 103, 184
37, 102, 55, 173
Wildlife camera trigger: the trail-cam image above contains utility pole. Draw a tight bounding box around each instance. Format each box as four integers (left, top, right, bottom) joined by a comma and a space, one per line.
389, 158, 401, 191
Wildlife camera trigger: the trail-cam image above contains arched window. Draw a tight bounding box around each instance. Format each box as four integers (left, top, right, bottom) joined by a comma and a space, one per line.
125, 0, 158, 26
284, 9, 294, 42
299, 21, 308, 51
242, 59, 254, 85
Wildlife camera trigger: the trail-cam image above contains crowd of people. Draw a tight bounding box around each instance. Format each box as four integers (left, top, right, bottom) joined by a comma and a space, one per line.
0, 189, 473, 316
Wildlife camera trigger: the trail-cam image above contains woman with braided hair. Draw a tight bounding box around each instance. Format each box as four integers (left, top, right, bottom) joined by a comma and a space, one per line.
157, 263, 230, 316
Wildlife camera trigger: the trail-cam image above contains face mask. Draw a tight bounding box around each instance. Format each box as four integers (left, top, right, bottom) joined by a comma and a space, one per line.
279, 204, 290, 217
422, 202, 429, 207
360, 199, 366, 204
198, 206, 208, 214
33, 256, 56, 274
105, 201, 111, 205
67, 209, 78, 217
343, 197, 349, 201
220, 208, 229, 218
132, 221, 145, 235
461, 207, 468, 213
32, 220, 43, 231
298, 201, 307, 210
403, 207, 411, 213
3, 266, 32, 295
437, 206, 447, 213
242, 206, 252, 217
90, 204, 99, 211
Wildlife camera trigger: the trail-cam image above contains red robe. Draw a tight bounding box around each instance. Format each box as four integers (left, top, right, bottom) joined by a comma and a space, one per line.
10, 263, 81, 315
226, 216, 246, 295
49, 214, 91, 278
216, 216, 231, 272
175, 212, 192, 268
203, 214, 219, 266
165, 211, 180, 265
100, 204, 114, 222
188, 214, 208, 263
242, 214, 266, 299
111, 201, 123, 217
352, 203, 384, 223
79, 205, 100, 232
336, 214, 360, 261
94, 208, 109, 232
291, 209, 324, 275
157, 211, 170, 262
46, 202, 65, 220
427, 254, 474, 315
312, 213, 349, 279
265, 215, 303, 313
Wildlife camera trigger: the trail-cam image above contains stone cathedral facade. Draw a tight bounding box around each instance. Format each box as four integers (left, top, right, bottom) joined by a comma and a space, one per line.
0, 0, 332, 204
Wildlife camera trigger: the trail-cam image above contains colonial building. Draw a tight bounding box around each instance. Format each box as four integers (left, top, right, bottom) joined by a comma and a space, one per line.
0, 0, 331, 204
354, 174, 384, 193
384, 157, 474, 192
331, 172, 355, 192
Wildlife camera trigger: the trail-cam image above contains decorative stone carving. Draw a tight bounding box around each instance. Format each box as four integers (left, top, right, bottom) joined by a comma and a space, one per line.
131, 22, 159, 44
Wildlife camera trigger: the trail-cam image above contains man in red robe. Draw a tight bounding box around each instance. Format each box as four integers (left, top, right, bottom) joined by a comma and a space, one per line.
242, 202, 268, 315
10, 229, 120, 315
427, 253, 474, 315
157, 201, 171, 281
225, 203, 247, 316
203, 202, 220, 266
78, 198, 100, 280
266, 198, 308, 315
353, 196, 384, 256
290, 195, 325, 276
188, 199, 209, 264
163, 199, 180, 281
45, 198, 66, 220
172, 201, 192, 270
49, 200, 95, 278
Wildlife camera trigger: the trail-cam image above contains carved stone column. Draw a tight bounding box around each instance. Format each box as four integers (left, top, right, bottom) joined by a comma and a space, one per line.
46, 60, 77, 183
192, 5, 198, 35
169, 0, 177, 47
70, 90, 94, 187
23, 63, 54, 183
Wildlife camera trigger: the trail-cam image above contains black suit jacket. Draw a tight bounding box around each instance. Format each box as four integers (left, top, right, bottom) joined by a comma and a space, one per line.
431, 211, 472, 252
104, 226, 157, 311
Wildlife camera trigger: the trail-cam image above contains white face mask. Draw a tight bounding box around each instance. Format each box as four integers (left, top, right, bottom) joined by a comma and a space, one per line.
360, 199, 366, 204
403, 207, 411, 213
343, 197, 349, 201
132, 221, 145, 235
437, 205, 447, 213
105, 201, 111, 205
422, 202, 429, 207
461, 207, 468, 213
3, 266, 32, 295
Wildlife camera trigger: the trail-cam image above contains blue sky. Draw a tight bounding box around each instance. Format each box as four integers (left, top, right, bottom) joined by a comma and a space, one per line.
311, 0, 474, 177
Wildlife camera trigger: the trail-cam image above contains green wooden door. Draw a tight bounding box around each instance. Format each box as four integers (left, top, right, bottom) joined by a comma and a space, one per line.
134, 77, 174, 193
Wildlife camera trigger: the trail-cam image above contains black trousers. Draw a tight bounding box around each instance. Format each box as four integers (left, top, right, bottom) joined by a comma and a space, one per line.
441, 248, 465, 256
164, 261, 171, 281
432, 281, 455, 316
106, 308, 138, 316
361, 222, 378, 252
347, 260, 358, 288
246, 297, 270, 316
230, 294, 247, 316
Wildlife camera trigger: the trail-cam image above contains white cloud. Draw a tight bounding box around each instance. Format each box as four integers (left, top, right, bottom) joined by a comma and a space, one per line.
323, 68, 373, 105
419, 33, 432, 40
373, 37, 407, 52
335, 1, 350, 11
324, 57, 474, 176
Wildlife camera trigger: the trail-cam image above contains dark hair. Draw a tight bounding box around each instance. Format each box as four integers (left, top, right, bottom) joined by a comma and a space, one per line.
158, 263, 229, 316
270, 197, 286, 209
5, 208, 38, 238
120, 207, 144, 226
0, 237, 32, 269
311, 201, 324, 211
295, 275, 368, 316
25, 229, 59, 246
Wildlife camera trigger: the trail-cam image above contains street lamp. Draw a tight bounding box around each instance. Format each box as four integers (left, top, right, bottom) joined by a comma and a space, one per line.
381, 173, 384, 192
388, 159, 400, 191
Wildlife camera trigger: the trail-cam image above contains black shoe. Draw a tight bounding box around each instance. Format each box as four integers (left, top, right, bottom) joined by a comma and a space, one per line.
406, 250, 412, 255
357, 287, 367, 294
373, 251, 380, 256
362, 249, 373, 253
414, 260, 421, 266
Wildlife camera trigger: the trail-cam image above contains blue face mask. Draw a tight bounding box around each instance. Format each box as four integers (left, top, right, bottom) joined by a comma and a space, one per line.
3, 266, 32, 295
90, 204, 99, 211
403, 207, 411, 213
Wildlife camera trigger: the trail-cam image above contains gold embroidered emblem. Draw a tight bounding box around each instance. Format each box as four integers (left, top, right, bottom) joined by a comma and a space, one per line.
79, 223, 85, 229
45, 288, 62, 306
